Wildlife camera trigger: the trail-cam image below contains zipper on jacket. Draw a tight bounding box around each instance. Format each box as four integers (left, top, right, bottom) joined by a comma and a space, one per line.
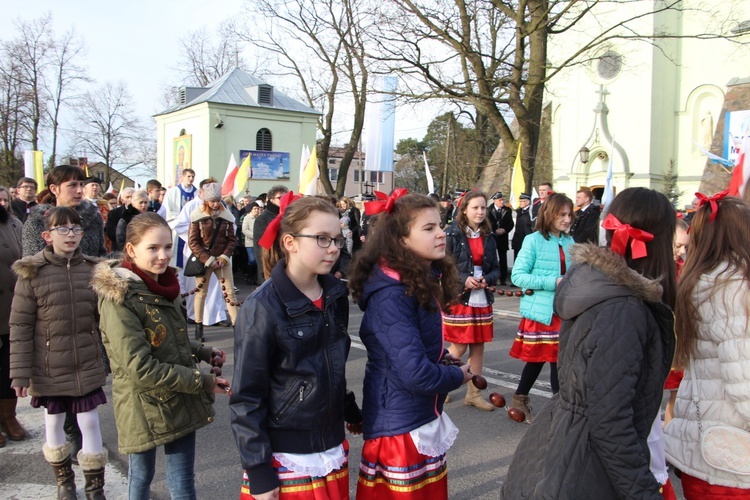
66, 260, 82, 395
321, 298, 334, 442
45, 329, 51, 376
273, 380, 309, 422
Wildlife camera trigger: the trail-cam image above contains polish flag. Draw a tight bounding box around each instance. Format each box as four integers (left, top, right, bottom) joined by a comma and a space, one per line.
222, 154, 239, 196
728, 127, 750, 198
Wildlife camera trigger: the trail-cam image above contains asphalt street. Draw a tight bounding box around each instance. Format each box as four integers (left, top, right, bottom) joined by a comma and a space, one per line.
0, 277, 684, 499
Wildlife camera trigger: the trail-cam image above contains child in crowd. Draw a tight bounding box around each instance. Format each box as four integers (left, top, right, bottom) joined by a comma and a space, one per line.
507, 193, 574, 422
349, 191, 471, 499
665, 194, 750, 497
230, 193, 362, 500
10, 206, 107, 499
92, 212, 228, 499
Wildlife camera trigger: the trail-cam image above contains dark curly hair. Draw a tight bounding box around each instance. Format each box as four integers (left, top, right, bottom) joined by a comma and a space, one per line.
349, 193, 460, 312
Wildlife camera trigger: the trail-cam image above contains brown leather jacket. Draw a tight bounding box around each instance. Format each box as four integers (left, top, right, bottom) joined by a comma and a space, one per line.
188, 205, 236, 267
9, 247, 105, 397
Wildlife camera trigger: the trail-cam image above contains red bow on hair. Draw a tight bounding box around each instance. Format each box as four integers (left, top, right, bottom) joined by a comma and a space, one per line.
601, 213, 654, 260
695, 190, 728, 223
364, 188, 409, 216
257, 191, 301, 250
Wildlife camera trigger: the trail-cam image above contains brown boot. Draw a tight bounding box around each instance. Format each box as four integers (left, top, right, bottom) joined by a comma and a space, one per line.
510, 393, 533, 423
0, 398, 27, 440
43, 442, 77, 500
78, 450, 108, 500
0, 429, 6, 448
464, 381, 495, 411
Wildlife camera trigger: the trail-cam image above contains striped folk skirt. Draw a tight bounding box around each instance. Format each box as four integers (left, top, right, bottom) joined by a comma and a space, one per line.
442, 303, 494, 344
357, 432, 448, 500
240, 441, 350, 500
509, 315, 562, 363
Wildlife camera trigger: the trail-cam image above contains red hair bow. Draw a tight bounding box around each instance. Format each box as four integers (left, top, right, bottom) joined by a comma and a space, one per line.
257, 191, 301, 250
695, 190, 728, 223
601, 213, 654, 260
364, 188, 409, 216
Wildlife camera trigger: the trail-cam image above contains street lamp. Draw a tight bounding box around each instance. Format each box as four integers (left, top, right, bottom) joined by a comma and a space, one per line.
579, 146, 590, 164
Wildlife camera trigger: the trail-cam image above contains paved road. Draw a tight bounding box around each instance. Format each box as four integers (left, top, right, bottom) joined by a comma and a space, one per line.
0, 279, 683, 499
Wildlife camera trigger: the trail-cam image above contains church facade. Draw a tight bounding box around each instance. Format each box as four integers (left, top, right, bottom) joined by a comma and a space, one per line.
545, 1, 750, 207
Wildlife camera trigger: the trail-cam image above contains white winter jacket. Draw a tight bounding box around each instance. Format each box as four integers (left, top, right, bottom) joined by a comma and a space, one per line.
664, 263, 750, 489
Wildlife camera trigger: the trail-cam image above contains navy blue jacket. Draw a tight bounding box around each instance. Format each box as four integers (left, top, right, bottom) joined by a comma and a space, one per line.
358, 265, 464, 440
230, 261, 361, 495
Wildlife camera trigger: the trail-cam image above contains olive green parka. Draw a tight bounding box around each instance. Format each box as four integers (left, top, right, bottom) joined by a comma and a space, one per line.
91, 261, 216, 454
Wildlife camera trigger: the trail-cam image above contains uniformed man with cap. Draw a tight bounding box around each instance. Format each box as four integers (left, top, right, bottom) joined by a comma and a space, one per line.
487, 192, 514, 285
512, 193, 533, 260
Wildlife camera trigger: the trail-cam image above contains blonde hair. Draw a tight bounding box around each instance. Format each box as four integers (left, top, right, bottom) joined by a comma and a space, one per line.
122, 213, 170, 264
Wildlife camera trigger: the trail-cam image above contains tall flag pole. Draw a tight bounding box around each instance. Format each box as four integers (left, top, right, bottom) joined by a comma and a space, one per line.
600, 138, 617, 213
509, 143, 525, 209
422, 151, 435, 194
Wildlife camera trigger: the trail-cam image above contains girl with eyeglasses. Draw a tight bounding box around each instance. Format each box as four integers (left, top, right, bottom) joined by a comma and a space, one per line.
10, 206, 108, 499
230, 193, 363, 500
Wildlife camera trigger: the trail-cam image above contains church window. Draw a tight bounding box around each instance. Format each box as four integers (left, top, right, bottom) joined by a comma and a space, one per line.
256, 128, 272, 151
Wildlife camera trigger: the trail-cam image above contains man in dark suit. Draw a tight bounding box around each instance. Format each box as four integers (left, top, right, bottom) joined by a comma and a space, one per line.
570, 187, 600, 244
512, 193, 533, 259
487, 192, 514, 285
531, 182, 553, 220
253, 185, 289, 283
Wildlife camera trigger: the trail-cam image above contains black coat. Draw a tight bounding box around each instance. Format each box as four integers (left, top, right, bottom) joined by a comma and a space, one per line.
105, 205, 126, 245
512, 207, 533, 251
230, 261, 361, 495
252, 203, 280, 281
570, 204, 601, 244
502, 244, 674, 500
445, 223, 500, 305
115, 205, 142, 251
487, 203, 514, 250
9, 198, 36, 224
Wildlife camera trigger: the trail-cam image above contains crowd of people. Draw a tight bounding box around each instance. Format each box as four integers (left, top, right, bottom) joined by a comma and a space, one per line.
0, 166, 748, 500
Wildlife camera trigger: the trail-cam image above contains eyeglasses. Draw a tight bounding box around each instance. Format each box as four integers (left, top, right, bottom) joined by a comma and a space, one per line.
50, 227, 84, 236
19, 185, 36, 190
291, 234, 346, 249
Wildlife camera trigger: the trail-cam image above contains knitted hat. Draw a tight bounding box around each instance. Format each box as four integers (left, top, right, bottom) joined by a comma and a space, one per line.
203, 183, 222, 201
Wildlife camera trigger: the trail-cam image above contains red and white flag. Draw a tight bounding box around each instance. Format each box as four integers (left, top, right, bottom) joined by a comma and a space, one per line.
221, 154, 239, 196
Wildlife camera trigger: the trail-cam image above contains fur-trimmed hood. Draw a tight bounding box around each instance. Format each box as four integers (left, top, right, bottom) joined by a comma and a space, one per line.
12, 246, 100, 281
554, 243, 663, 320
189, 204, 235, 223
90, 260, 141, 304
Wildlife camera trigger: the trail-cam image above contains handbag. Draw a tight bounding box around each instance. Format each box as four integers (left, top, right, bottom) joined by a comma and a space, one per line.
689, 359, 750, 475
183, 220, 223, 277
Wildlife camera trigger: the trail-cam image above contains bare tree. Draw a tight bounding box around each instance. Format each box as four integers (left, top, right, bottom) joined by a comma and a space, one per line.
46, 29, 86, 168
5, 13, 55, 152
0, 53, 28, 185
238, 0, 371, 197
370, 0, 744, 191
71, 82, 149, 185
178, 22, 247, 87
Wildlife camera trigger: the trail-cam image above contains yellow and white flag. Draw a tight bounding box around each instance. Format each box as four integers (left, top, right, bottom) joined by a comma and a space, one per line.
23, 150, 45, 193
298, 146, 319, 196
509, 143, 526, 209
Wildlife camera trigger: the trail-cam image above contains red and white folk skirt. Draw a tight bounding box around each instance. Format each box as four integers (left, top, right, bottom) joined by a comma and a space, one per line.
442, 303, 494, 344
357, 434, 448, 500
240, 441, 350, 500
509, 315, 562, 363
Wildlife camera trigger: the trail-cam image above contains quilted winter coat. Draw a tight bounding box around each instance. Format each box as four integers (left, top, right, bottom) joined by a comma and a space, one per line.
358, 265, 465, 440
501, 244, 674, 499
664, 263, 750, 489
92, 262, 216, 454
9, 247, 105, 396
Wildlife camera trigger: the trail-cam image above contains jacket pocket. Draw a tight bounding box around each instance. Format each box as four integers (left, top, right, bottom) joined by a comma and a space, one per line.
271, 379, 310, 425
138, 388, 191, 436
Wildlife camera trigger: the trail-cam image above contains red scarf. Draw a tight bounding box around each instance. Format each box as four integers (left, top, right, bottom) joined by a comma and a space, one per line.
122, 261, 181, 301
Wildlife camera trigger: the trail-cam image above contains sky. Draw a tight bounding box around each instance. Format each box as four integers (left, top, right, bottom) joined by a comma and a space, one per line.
1, 0, 441, 179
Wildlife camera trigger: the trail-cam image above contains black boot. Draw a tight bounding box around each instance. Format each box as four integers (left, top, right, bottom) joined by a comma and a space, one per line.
194, 324, 204, 342
43, 442, 77, 500
63, 412, 82, 464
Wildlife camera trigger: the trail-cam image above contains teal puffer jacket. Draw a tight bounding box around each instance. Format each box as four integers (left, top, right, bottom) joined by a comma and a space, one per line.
511, 231, 573, 325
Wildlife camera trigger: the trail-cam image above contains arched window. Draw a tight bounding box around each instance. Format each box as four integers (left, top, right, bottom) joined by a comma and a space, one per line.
256, 128, 272, 151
